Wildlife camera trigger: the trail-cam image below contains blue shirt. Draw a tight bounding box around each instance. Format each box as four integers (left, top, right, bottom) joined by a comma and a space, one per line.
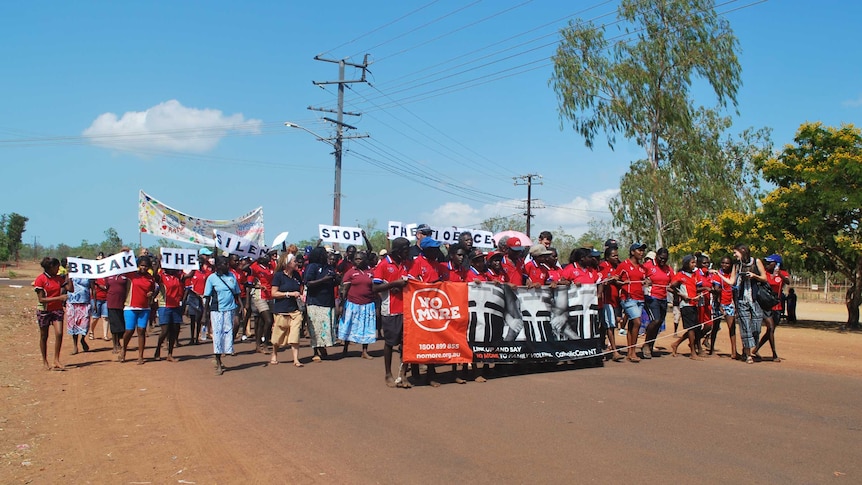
204, 273, 240, 312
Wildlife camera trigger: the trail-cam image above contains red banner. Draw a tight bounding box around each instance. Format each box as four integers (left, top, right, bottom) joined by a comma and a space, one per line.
403, 281, 473, 364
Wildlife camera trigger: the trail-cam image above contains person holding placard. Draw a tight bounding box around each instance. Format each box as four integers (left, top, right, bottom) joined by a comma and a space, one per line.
154, 261, 184, 362
304, 247, 338, 361
121, 257, 156, 364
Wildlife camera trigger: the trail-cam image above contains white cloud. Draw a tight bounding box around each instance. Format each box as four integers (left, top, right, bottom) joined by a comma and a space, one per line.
842, 95, 862, 108
424, 188, 619, 238
83, 99, 261, 154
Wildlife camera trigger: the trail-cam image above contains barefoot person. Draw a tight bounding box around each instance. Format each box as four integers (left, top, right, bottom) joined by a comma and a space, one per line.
613, 242, 648, 362
713, 256, 740, 359
669, 255, 703, 360
204, 256, 241, 375
338, 252, 377, 360
63, 273, 91, 355
373, 237, 412, 388
120, 256, 156, 364
304, 247, 338, 362
154, 261, 184, 362
33, 257, 67, 370
270, 253, 304, 367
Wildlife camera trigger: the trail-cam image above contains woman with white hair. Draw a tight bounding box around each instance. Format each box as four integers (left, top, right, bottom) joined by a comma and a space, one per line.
270, 253, 304, 367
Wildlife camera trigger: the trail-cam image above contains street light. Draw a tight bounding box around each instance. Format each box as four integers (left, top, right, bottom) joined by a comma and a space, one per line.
284, 121, 342, 226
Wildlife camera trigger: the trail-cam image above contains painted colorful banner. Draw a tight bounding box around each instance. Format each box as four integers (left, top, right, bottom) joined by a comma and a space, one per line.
403, 281, 602, 364
159, 248, 200, 271
67, 251, 137, 279
387, 221, 495, 248
138, 190, 265, 246
214, 229, 269, 259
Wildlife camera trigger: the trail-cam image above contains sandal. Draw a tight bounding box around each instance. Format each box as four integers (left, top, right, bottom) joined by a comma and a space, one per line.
293, 362, 304, 367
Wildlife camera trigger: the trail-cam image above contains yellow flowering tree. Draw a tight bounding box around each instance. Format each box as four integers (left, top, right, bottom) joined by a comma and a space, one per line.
678, 123, 862, 327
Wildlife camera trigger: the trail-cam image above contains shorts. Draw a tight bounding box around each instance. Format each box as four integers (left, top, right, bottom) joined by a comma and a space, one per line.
158, 307, 184, 325
721, 303, 736, 317
381, 314, 404, 347
763, 308, 780, 321
36, 309, 64, 329
123, 309, 150, 331
108, 308, 125, 334
92, 300, 108, 318
601, 304, 619, 329
272, 311, 302, 346
621, 299, 645, 320
252, 296, 272, 314
680, 306, 698, 330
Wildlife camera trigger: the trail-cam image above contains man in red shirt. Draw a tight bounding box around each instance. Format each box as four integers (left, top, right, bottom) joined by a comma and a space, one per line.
373, 237, 412, 388
500, 237, 527, 286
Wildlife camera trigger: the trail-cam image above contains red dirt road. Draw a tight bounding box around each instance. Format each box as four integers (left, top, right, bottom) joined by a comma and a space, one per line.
2, 284, 860, 484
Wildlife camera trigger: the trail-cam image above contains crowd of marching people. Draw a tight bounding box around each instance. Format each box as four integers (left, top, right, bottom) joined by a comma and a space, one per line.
33, 225, 794, 386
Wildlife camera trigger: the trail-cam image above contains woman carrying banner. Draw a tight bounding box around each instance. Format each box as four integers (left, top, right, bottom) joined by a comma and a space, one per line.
204, 257, 241, 375
270, 253, 304, 367
63, 273, 91, 355
613, 242, 648, 362
338, 251, 377, 360
121, 256, 156, 364
154, 258, 184, 362
304, 247, 338, 361
599, 247, 625, 362
33, 257, 68, 370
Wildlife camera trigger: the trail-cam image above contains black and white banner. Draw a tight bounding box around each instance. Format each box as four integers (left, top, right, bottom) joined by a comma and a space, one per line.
67, 251, 138, 279
387, 221, 495, 248
159, 248, 199, 271
214, 229, 269, 259
467, 283, 602, 362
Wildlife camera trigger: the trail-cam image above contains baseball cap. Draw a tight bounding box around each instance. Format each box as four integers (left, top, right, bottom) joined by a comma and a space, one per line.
589, 249, 602, 258
199, 247, 213, 256
391, 237, 410, 252
765, 254, 783, 265
529, 244, 552, 257
486, 250, 504, 261
469, 249, 486, 260
378, 249, 388, 257
629, 242, 647, 252
506, 237, 527, 250
604, 239, 619, 249
416, 223, 433, 235
418, 237, 442, 249
646, 250, 656, 260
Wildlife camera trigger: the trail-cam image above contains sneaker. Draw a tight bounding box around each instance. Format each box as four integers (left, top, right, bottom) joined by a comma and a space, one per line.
241, 335, 248, 341
642, 346, 652, 359
619, 329, 627, 336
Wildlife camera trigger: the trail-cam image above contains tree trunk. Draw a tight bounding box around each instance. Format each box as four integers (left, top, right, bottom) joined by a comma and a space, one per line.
847, 258, 862, 327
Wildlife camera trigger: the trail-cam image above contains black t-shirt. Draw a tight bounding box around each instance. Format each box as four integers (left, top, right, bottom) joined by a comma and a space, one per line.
271, 271, 301, 313
303, 263, 336, 307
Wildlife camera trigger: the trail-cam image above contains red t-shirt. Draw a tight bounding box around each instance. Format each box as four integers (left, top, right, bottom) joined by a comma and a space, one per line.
158, 269, 184, 308
343, 267, 375, 305
125, 272, 155, 309
373, 255, 408, 316
599, 261, 620, 307
671, 271, 698, 307
33, 272, 65, 311
465, 267, 488, 282
438, 262, 464, 282
486, 268, 507, 283
190, 267, 212, 296
408, 254, 440, 283
501, 256, 524, 285
229, 267, 247, 299
767, 270, 790, 311
614, 259, 646, 301
717, 269, 734, 305
250, 262, 274, 300
93, 277, 108, 301
524, 260, 549, 285
560, 263, 600, 284
644, 260, 674, 300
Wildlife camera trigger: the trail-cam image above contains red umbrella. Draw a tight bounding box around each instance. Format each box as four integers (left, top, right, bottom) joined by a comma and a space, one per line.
493, 230, 533, 247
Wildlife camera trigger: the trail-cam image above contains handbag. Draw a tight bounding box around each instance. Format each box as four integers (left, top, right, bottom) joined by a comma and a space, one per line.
751, 260, 780, 310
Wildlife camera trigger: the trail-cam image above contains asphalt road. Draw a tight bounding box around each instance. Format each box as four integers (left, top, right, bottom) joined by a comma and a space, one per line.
158, 338, 862, 484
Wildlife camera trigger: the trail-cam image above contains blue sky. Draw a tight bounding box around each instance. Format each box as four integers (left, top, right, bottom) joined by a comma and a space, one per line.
1, 0, 860, 249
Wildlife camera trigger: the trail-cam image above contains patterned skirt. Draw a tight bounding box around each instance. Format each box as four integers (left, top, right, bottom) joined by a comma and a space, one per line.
307, 304, 335, 348
337, 301, 377, 345
66, 302, 90, 335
